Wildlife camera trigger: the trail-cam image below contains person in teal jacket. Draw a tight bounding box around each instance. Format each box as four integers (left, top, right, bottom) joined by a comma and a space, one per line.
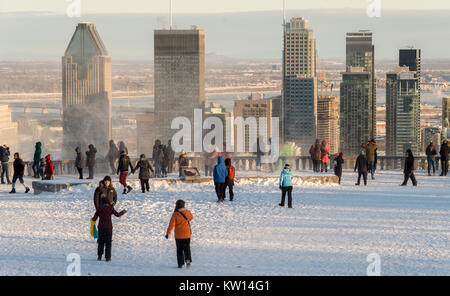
32, 142, 42, 178
279, 164, 294, 208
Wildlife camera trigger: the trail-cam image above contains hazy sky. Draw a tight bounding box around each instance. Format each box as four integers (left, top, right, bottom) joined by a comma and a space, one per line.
1, 0, 449, 13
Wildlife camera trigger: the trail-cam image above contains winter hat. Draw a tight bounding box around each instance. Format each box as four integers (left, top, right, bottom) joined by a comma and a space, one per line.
315, 139, 320, 144
45, 154, 51, 160
103, 176, 112, 183
284, 164, 290, 169
339, 152, 343, 157
140, 154, 146, 159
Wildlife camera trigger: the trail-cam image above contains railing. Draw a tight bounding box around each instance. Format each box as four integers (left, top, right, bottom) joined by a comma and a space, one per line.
0, 155, 444, 178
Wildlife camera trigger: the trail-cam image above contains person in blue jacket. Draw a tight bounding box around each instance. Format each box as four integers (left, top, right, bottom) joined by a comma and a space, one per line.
213, 156, 228, 202
279, 164, 294, 208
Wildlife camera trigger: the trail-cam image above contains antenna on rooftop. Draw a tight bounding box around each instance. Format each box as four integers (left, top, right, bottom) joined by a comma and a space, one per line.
283, 0, 286, 29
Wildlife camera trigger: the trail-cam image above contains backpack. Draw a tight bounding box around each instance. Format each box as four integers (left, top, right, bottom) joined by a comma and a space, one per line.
227, 165, 235, 179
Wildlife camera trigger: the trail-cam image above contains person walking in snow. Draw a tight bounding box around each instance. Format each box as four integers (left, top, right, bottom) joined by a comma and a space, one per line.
117, 150, 133, 194
165, 200, 193, 269
134, 154, 154, 193
333, 152, 344, 184
213, 156, 228, 202
91, 196, 126, 262
0, 144, 11, 185
94, 176, 117, 211
279, 164, 294, 208
362, 139, 378, 180
166, 140, 175, 174
224, 158, 235, 201
43, 154, 54, 180
75, 147, 85, 179
320, 140, 330, 172
32, 142, 42, 178
354, 150, 368, 186
106, 140, 119, 175
86, 144, 97, 179
10, 152, 30, 194
426, 141, 437, 176
401, 149, 418, 186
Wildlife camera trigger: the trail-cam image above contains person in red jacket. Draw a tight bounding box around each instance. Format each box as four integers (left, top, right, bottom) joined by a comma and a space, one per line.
92, 202, 127, 261
166, 200, 193, 268
44, 154, 54, 180
224, 158, 235, 201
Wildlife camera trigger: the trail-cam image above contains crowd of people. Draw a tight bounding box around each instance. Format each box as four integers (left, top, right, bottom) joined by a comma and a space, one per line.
0, 137, 449, 268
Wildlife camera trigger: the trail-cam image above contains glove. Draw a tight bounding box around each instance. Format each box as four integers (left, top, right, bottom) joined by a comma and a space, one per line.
165, 234, 169, 239
279, 185, 282, 190
122, 209, 127, 214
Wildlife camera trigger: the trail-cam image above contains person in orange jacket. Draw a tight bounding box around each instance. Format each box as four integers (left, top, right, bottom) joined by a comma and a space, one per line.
165, 200, 193, 268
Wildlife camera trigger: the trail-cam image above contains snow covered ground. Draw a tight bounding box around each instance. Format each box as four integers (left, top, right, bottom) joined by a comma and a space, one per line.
0, 170, 448, 276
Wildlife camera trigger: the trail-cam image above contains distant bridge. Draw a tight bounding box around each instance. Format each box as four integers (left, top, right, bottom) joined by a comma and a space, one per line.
8, 102, 153, 114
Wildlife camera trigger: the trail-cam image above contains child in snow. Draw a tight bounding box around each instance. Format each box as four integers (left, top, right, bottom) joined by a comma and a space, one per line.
91, 201, 126, 262
279, 164, 294, 208
333, 152, 344, 184
44, 154, 54, 180
9, 153, 30, 194
133, 154, 154, 193
165, 200, 193, 269
37, 158, 45, 180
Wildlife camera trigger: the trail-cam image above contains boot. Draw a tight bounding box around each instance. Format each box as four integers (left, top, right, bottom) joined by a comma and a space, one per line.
279, 203, 284, 207
355, 183, 360, 186
25, 187, 30, 193
428, 173, 431, 176
9, 188, 16, 194
1, 181, 5, 184
122, 188, 127, 195
186, 260, 191, 268
97, 256, 102, 261
7, 181, 11, 185
127, 185, 133, 193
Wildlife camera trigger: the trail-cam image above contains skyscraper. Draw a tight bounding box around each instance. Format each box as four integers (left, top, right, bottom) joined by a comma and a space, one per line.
339, 67, 372, 156
282, 17, 318, 153
317, 96, 339, 154
345, 31, 376, 140
385, 67, 420, 156
62, 22, 112, 156
443, 97, 450, 140
154, 27, 205, 151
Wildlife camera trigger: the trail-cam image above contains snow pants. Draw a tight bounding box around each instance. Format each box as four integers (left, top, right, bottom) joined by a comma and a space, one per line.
214, 182, 226, 201
402, 172, 417, 186
97, 228, 113, 260
357, 171, 368, 185
225, 178, 234, 201
119, 172, 128, 188
140, 178, 149, 192
175, 238, 192, 267
280, 186, 293, 207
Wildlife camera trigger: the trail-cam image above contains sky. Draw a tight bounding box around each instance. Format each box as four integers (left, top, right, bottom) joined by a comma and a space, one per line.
1, 0, 449, 14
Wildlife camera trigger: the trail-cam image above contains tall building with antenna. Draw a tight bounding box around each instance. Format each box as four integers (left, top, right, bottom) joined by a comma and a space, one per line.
153, 24, 205, 150
62, 22, 112, 156
282, 17, 318, 153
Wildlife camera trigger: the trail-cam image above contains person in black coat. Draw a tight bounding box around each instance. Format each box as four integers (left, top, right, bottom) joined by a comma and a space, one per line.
75, 147, 85, 179
117, 150, 134, 194
439, 139, 449, 176
401, 149, 418, 186
354, 150, 368, 186
10, 153, 30, 194
425, 142, 437, 176
86, 144, 97, 179
134, 154, 154, 193
333, 152, 345, 184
